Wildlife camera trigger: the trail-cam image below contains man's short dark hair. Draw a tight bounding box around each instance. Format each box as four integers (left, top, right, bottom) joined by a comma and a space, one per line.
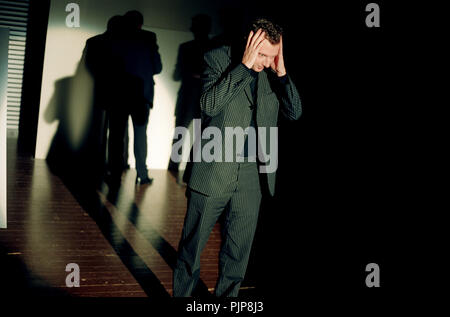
191, 14, 212, 35
251, 18, 283, 44
107, 15, 123, 33
125, 10, 144, 29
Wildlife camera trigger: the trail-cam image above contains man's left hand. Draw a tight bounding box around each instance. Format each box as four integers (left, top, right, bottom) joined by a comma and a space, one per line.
270, 36, 287, 77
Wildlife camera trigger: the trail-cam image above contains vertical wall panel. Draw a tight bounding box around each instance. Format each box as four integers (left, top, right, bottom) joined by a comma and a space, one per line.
0, 0, 29, 133
0, 27, 8, 228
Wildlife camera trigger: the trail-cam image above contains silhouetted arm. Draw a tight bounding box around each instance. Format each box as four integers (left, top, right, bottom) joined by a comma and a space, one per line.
153, 38, 162, 75
172, 45, 183, 81
145, 31, 162, 75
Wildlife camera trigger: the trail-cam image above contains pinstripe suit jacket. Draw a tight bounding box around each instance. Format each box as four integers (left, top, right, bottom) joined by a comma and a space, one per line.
186, 45, 302, 197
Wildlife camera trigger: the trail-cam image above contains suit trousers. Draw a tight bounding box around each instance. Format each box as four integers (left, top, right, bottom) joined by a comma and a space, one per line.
107, 109, 128, 180
130, 104, 150, 179
131, 115, 149, 179
173, 161, 262, 297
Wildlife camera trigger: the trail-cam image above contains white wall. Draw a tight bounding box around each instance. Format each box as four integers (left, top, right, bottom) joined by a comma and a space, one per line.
35, 0, 202, 169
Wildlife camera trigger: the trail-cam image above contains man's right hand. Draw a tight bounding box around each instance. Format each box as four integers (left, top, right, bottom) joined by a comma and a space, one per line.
242, 29, 266, 69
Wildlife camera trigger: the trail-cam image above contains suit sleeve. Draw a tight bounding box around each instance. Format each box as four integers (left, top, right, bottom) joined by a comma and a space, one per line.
271, 73, 302, 120
200, 49, 256, 117
172, 45, 183, 81
84, 39, 99, 77
153, 40, 162, 75
153, 51, 162, 75
149, 33, 162, 75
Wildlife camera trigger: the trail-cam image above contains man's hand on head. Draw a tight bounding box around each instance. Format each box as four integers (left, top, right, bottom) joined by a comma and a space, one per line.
242, 29, 266, 70
270, 35, 286, 77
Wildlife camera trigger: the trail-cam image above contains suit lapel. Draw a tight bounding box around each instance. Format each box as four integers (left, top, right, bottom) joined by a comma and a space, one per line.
244, 84, 254, 106
245, 71, 270, 106
256, 71, 273, 126
257, 71, 271, 108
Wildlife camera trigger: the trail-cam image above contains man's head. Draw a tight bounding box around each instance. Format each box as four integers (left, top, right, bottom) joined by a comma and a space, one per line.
106, 15, 123, 33
124, 10, 144, 30
249, 18, 283, 72
190, 14, 212, 38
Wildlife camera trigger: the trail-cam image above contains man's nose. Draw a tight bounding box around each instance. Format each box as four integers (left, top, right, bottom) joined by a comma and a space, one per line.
264, 57, 272, 68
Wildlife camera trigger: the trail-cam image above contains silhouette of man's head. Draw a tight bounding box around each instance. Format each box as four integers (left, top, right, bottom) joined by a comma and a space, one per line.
124, 10, 144, 30
190, 14, 211, 37
107, 15, 123, 33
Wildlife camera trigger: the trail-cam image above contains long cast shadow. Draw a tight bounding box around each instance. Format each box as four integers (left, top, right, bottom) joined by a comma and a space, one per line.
115, 194, 213, 298
58, 176, 170, 298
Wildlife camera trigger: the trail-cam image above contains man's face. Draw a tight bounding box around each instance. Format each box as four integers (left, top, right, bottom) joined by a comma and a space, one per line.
252, 39, 280, 72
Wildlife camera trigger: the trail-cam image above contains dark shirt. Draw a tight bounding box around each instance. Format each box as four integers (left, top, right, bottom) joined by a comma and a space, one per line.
241, 64, 288, 157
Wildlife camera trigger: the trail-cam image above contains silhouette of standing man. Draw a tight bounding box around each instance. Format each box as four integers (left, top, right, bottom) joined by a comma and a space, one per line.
168, 14, 212, 176
84, 15, 124, 190
120, 10, 162, 186
86, 11, 162, 197
88, 11, 162, 196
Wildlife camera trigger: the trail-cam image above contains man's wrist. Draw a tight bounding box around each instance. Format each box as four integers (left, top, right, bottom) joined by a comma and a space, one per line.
275, 72, 288, 84
241, 63, 258, 78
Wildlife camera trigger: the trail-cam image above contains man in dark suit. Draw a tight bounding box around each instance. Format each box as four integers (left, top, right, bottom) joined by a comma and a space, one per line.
119, 10, 162, 185
173, 18, 302, 297
90, 11, 161, 193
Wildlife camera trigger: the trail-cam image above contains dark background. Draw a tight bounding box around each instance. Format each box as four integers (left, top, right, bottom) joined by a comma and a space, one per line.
238, 0, 430, 306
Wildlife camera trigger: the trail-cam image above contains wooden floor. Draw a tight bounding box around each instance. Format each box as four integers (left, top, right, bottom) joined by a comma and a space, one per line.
0, 137, 231, 297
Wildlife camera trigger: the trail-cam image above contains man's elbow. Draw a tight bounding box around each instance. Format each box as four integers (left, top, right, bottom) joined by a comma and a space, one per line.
200, 94, 219, 117
293, 104, 302, 120
200, 103, 216, 118
286, 102, 302, 121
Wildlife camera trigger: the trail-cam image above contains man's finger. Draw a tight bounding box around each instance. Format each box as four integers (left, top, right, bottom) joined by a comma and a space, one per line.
250, 29, 262, 47
253, 30, 266, 47
246, 31, 253, 48
256, 38, 267, 52
279, 35, 283, 54
270, 61, 276, 71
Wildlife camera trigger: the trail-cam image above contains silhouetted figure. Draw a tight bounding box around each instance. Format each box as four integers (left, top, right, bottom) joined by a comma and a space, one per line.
119, 10, 162, 186
168, 14, 212, 175
83, 12, 162, 197
46, 17, 122, 192
211, 9, 245, 51
84, 15, 125, 189
83, 15, 130, 199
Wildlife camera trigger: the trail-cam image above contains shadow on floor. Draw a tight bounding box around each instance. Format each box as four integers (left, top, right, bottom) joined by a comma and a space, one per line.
48, 168, 171, 298
0, 245, 69, 297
